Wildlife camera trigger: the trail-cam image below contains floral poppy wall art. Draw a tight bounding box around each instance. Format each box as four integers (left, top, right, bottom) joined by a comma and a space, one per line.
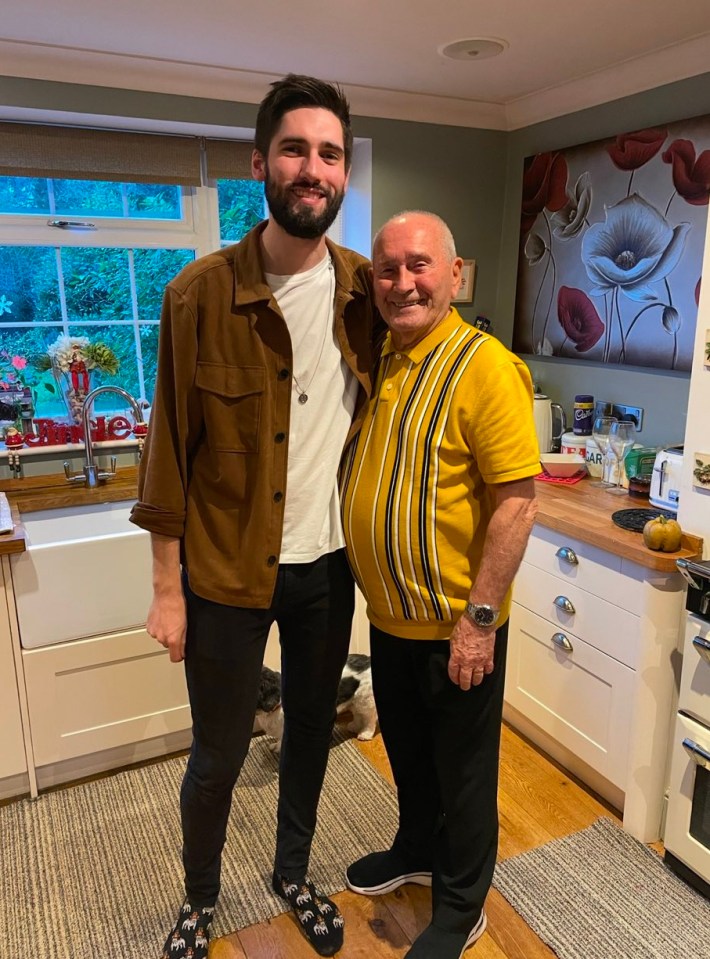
513, 117, 710, 371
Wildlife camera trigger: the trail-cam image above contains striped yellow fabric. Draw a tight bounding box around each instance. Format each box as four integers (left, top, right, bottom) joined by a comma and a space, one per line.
341, 309, 540, 640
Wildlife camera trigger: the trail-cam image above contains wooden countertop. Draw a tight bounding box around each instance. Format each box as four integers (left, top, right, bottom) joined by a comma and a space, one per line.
0, 468, 702, 571
0, 467, 139, 556
533, 476, 702, 571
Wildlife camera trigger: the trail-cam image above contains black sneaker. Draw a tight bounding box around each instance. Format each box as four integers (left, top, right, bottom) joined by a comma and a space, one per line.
346, 849, 432, 896
405, 912, 487, 958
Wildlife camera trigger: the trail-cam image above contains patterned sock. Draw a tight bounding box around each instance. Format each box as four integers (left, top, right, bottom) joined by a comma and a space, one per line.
159, 899, 214, 959
272, 873, 344, 956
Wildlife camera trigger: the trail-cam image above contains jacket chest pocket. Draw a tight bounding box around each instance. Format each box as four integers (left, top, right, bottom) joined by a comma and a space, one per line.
196, 362, 265, 452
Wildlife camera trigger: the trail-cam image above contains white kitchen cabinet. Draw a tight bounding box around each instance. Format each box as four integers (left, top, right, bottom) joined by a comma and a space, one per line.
21, 626, 192, 787
0, 556, 29, 797
505, 523, 687, 842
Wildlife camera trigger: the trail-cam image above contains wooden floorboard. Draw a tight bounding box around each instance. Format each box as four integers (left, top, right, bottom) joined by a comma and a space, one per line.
207, 719, 622, 957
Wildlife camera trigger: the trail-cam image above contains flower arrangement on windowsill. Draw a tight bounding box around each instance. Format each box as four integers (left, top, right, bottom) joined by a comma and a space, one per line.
0, 350, 36, 435
33, 334, 120, 424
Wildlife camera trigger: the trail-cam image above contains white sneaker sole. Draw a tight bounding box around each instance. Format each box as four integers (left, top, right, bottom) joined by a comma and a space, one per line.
460, 910, 487, 956
345, 870, 433, 896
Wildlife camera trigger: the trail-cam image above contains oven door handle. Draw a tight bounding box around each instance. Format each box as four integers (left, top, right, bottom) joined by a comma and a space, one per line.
692, 636, 710, 662
682, 738, 710, 767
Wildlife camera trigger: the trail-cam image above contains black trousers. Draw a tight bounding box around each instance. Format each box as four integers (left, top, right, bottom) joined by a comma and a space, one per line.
180, 549, 354, 906
370, 621, 509, 934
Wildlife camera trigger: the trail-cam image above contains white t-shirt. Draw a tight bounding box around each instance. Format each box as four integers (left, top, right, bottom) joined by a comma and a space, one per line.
266, 253, 358, 563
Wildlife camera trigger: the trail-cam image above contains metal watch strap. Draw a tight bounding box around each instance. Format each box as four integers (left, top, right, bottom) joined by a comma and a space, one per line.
464, 602, 500, 628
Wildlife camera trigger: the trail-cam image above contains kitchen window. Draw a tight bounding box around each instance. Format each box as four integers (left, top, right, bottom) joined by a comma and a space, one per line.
0, 134, 267, 417
0, 121, 368, 422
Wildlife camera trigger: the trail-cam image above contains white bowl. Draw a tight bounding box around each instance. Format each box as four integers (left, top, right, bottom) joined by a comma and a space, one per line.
540, 452, 586, 478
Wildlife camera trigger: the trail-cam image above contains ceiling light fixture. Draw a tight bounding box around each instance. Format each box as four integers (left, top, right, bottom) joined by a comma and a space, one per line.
438, 37, 508, 61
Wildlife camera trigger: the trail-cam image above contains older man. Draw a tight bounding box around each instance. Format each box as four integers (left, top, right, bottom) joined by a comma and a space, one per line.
340, 211, 539, 958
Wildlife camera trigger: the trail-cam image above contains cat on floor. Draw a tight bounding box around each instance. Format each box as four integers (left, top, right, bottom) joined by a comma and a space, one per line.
254, 654, 377, 754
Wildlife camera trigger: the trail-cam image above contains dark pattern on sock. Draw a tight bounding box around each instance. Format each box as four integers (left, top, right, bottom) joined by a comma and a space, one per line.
273, 875, 344, 956
159, 899, 214, 959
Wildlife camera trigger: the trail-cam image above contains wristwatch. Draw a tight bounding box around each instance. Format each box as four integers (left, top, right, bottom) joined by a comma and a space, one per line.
464, 602, 500, 628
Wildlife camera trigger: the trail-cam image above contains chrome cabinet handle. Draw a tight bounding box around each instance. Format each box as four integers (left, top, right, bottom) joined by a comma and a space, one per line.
555, 546, 578, 566
682, 738, 710, 768
552, 632, 573, 653
692, 636, 710, 663
554, 595, 576, 614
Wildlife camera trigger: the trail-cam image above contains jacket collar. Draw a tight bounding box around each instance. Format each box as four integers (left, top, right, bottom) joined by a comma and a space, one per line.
232, 221, 367, 308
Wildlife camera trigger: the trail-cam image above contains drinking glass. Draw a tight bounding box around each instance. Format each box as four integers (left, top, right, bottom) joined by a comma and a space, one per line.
607, 421, 637, 495
590, 415, 617, 487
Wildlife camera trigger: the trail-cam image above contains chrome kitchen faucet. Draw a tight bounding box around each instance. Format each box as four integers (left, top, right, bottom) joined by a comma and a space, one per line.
64, 385, 147, 487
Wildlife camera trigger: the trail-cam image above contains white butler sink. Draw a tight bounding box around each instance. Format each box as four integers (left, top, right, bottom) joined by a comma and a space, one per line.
11, 501, 152, 649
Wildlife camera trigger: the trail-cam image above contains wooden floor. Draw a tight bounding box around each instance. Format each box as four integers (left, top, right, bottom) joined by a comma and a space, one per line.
209, 722, 623, 959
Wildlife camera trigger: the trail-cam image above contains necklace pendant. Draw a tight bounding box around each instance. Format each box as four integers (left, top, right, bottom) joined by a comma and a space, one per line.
298, 393, 309, 405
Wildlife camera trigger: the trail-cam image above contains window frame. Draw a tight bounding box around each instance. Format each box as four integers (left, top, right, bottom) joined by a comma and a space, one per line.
0, 120, 372, 419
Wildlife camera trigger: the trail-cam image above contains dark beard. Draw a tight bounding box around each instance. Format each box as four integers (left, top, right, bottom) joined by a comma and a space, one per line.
265, 172, 345, 240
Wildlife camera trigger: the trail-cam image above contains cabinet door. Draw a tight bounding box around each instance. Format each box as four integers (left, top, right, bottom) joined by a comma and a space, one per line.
0, 559, 27, 780
23, 627, 190, 767
506, 603, 634, 789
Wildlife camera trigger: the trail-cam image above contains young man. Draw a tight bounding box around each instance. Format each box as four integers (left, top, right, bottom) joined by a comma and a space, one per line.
341, 211, 539, 959
130, 75, 379, 959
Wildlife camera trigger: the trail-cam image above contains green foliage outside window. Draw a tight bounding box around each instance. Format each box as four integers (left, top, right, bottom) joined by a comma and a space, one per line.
1, 175, 263, 420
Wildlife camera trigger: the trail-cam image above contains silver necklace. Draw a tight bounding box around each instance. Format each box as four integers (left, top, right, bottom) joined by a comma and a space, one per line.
291, 258, 335, 405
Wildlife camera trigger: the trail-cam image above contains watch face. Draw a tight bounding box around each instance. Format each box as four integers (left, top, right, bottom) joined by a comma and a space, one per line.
469, 604, 497, 627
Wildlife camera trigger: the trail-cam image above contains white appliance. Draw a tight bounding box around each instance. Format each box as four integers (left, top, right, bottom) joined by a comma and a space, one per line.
650, 445, 684, 512
665, 559, 710, 898
533, 394, 566, 454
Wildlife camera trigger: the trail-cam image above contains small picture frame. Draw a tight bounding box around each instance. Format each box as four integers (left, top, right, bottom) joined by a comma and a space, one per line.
692, 452, 710, 490
453, 259, 476, 304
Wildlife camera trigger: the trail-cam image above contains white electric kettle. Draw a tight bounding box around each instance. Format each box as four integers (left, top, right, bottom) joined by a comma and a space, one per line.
533, 393, 566, 453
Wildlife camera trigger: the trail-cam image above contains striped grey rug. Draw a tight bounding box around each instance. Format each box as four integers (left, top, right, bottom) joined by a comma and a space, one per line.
493, 817, 710, 959
2, 735, 398, 959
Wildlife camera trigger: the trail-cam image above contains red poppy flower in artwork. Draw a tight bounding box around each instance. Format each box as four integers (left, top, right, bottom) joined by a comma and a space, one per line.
662, 139, 710, 205
606, 128, 667, 171
557, 286, 605, 352
520, 152, 568, 235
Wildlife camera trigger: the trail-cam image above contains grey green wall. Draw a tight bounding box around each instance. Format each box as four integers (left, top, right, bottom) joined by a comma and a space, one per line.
496, 74, 710, 446
0, 76, 508, 329
3, 71, 710, 444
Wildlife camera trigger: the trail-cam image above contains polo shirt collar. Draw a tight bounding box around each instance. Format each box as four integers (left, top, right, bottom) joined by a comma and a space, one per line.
382, 308, 463, 365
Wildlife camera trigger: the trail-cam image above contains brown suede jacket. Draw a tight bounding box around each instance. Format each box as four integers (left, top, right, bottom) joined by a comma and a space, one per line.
130, 222, 380, 608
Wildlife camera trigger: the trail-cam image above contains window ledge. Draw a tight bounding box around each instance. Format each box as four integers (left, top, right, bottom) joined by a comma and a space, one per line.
0, 437, 141, 459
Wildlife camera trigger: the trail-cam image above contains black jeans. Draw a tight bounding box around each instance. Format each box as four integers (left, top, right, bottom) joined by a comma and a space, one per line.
370, 621, 509, 934
179, 549, 354, 906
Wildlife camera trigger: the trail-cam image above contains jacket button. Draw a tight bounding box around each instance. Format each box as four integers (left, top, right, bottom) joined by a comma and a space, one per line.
273, 491, 283, 503
278, 368, 290, 380
267, 555, 277, 566
275, 432, 286, 443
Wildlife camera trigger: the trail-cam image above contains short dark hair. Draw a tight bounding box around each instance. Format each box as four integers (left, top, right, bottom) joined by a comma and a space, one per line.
254, 74, 353, 170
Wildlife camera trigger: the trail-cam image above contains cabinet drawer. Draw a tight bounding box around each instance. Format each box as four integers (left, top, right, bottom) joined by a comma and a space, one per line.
505, 603, 634, 790
513, 561, 640, 668
22, 628, 190, 767
525, 525, 644, 614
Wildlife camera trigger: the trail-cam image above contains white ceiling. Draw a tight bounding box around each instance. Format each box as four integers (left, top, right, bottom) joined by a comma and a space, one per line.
2, 0, 710, 129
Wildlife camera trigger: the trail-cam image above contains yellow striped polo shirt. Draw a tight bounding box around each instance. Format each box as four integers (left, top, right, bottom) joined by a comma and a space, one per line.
340, 309, 540, 640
